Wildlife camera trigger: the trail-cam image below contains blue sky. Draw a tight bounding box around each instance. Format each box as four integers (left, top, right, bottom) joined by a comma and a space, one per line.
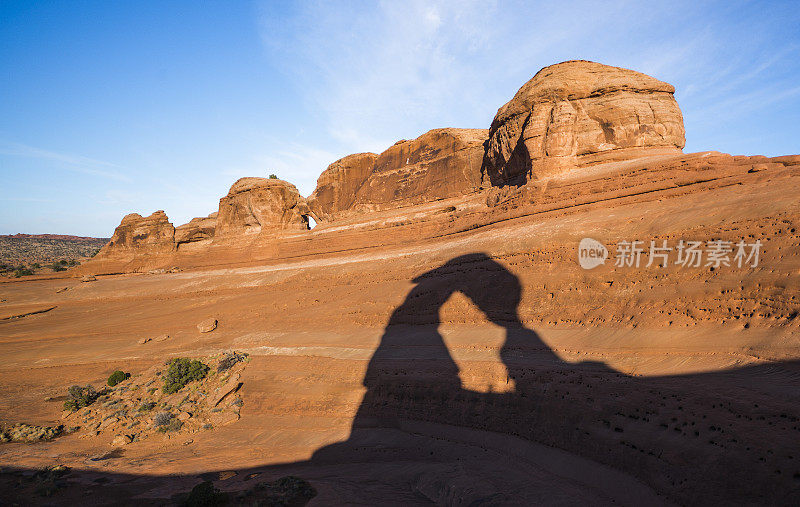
1, 0, 798, 236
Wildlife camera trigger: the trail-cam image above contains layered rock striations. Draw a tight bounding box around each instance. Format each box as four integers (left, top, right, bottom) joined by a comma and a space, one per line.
309, 128, 487, 220
215, 178, 312, 237
483, 60, 685, 185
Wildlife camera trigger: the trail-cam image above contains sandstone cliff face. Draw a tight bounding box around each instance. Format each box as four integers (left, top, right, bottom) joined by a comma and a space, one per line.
309, 128, 487, 220
483, 60, 685, 185
97, 211, 175, 257
215, 178, 311, 237
175, 212, 217, 245
307, 153, 378, 221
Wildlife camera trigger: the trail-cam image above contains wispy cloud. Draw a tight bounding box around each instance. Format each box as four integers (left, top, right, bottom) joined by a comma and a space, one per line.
0, 140, 132, 182
258, 0, 800, 158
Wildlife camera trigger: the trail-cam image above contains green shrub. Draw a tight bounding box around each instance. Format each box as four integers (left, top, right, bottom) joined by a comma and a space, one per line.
138, 401, 157, 412
268, 173, 278, 179
14, 268, 33, 277
51, 263, 66, 272
63, 385, 98, 411
163, 358, 209, 394
182, 480, 228, 506
107, 370, 131, 387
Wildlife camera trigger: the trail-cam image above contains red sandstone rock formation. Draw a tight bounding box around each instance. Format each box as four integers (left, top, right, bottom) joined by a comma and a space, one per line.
483, 60, 685, 185
307, 153, 378, 221
97, 210, 175, 258
309, 128, 487, 220
215, 178, 313, 237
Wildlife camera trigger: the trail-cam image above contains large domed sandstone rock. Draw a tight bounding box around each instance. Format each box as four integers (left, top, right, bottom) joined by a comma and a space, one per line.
483, 60, 685, 185
215, 178, 312, 236
97, 210, 175, 257
175, 212, 217, 245
308, 153, 378, 221
309, 128, 487, 220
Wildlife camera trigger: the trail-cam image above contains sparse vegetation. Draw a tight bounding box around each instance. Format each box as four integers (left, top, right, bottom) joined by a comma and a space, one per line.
268, 173, 278, 179
107, 370, 131, 387
62, 385, 99, 411
1, 423, 65, 443
0, 234, 107, 268
154, 411, 182, 432
14, 267, 33, 277
217, 351, 248, 373
163, 358, 210, 394
138, 401, 157, 412
182, 480, 228, 506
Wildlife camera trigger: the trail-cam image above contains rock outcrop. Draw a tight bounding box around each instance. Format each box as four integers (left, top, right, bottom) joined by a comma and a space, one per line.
308, 153, 378, 221
215, 178, 313, 237
309, 128, 487, 220
97, 211, 175, 258
175, 212, 217, 245
483, 60, 685, 185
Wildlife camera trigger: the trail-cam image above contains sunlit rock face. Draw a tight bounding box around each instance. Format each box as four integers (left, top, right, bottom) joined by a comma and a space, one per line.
308, 153, 378, 222
97, 210, 175, 257
215, 178, 311, 236
483, 60, 685, 185
308, 128, 488, 221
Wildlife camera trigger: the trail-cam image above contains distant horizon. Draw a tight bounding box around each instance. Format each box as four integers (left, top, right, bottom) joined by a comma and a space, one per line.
2, 1, 799, 237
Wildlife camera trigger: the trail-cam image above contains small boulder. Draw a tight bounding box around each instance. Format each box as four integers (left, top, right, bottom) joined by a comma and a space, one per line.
154, 334, 170, 342
209, 374, 241, 407
138, 337, 152, 345
197, 318, 218, 333
81, 275, 97, 282
111, 434, 132, 446
177, 411, 191, 421
99, 417, 119, 430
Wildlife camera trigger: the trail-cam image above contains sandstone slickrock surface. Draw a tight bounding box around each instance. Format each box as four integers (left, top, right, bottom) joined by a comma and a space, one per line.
483, 60, 685, 185
97, 211, 175, 258
215, 178, 312, 236
309, 128, 487, 220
